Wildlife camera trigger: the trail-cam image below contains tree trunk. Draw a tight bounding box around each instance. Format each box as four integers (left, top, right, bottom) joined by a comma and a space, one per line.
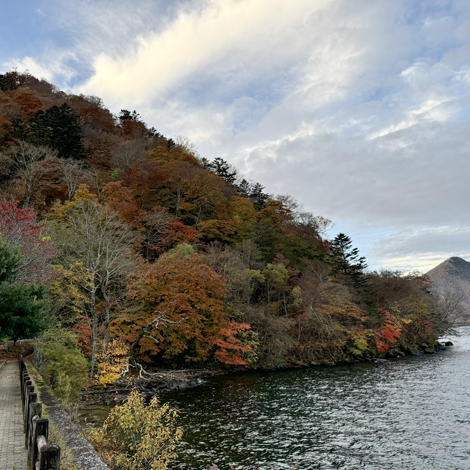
90, 287, 98, 382
102, 288, 111, 352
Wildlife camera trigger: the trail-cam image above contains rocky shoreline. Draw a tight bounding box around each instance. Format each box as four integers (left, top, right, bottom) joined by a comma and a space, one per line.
80, 368, 226, 405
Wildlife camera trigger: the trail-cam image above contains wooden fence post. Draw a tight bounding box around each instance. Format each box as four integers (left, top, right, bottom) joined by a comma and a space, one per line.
28, 416, 40, 470
38, 444, 60, 470
24, 390, 36, 435
26, 401, 42, 448
21, 373, 30, 405
18, 355, 26, 375
29, 417, 48, 470
23, 381, 33, 413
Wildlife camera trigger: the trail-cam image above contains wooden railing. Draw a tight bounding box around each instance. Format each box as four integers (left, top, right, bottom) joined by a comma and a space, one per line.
19, 355, 61, 470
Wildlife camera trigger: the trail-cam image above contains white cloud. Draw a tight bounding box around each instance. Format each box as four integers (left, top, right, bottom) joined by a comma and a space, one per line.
370, 225, 470, 273
368, 97, 454, 139
3, 57, 53, 81
3, 54, 78, 84
77, 0, 333, 107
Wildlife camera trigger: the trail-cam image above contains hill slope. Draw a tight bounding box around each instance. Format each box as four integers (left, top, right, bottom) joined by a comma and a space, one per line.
426, 257, 470, 325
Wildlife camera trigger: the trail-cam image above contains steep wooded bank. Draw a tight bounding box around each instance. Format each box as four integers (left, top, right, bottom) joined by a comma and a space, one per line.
0, 71, 448, 390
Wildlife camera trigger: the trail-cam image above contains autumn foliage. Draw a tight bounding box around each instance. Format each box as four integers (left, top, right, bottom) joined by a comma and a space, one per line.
95, 339, 131, 386
374, 310, 401, 353
88, 389, 182, 470
214, 322, 255, 366
121, 252, 227, 363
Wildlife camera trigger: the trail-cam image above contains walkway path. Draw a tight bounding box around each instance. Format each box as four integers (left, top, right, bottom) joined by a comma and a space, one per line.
0, 361, 27, 470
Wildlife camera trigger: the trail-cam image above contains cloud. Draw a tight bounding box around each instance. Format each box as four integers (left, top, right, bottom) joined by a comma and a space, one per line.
75, 0, 335, 108
2, 0, 470, 273
3, 57, 53, 81
3, 54, 78, 84
370, 225, 470, 273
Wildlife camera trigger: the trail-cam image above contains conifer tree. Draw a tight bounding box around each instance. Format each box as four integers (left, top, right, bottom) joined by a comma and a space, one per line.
327, 233, 367, 287
29, 104, 86, 159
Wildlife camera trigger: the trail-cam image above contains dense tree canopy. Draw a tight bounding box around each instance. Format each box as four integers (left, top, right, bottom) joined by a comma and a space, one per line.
0, 72, 443, 378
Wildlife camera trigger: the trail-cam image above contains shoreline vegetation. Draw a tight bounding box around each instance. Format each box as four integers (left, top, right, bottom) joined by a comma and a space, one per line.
80, 339, 450, 406
0, 71, 459, 469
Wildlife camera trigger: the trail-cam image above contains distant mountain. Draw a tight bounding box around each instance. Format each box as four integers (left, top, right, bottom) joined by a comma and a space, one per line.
426, 257, 470, 325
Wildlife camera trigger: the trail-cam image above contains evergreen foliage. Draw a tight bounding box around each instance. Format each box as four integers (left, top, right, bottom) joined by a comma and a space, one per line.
0, 237, 50, 341
34, 327, 88, 404
28, 104, 86, 159
119, 109, 141, 121
205, 157, 238, 185
0, 73, 17, 92
327, 233, 368, 287
0, 282, 49, 341
0, 237, 22, 282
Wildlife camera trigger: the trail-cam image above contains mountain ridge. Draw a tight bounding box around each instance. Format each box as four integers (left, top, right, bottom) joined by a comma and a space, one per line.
426, 256, 470, 325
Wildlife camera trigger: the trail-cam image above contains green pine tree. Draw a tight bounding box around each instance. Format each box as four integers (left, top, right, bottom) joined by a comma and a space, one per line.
327, 233, 368, 287
28, 103, 86, 159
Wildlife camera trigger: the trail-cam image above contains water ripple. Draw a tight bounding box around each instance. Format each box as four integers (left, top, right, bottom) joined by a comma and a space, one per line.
161, 327, 470, 469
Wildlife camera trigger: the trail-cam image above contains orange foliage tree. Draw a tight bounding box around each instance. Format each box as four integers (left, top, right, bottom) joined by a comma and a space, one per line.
122, 156, 162, 210
102, 181, 146, 227
121, 252, 227, 363
13, 90, 42, 116
0, 116, 15, 146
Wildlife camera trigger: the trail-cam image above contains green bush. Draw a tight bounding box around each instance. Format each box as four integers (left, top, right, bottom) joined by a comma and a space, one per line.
34, 327, 88, 404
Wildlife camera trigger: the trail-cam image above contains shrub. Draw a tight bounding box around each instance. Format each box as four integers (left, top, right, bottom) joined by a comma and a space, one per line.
88, 388, 182, 470
34, 327, 88, 404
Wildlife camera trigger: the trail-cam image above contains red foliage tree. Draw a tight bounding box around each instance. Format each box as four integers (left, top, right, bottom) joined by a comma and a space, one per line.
0, 201, 54, 282
374, 310, 401, 353
214, 322, 253, 365
157, 221, 200, 252
71, 317, 93, 358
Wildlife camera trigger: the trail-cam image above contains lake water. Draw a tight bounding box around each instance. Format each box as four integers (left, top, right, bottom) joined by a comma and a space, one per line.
83, 327, 470, 469
160, 327, 470, 469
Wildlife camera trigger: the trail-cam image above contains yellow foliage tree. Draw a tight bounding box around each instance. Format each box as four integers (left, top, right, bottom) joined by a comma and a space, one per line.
95, 339, 131, 386
47, 262, 93, 324
88, 389, 182, 470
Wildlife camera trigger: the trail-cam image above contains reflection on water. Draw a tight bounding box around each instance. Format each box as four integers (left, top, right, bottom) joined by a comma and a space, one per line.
83, 328, 470, 469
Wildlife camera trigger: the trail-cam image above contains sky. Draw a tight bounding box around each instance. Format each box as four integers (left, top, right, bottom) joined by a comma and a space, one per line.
1, 0, 470, 273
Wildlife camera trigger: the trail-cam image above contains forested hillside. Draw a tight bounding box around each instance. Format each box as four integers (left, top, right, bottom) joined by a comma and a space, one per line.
0, 71, 444, 384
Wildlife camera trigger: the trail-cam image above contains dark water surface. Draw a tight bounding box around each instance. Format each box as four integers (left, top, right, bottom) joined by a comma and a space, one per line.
83, 328, 470, 469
